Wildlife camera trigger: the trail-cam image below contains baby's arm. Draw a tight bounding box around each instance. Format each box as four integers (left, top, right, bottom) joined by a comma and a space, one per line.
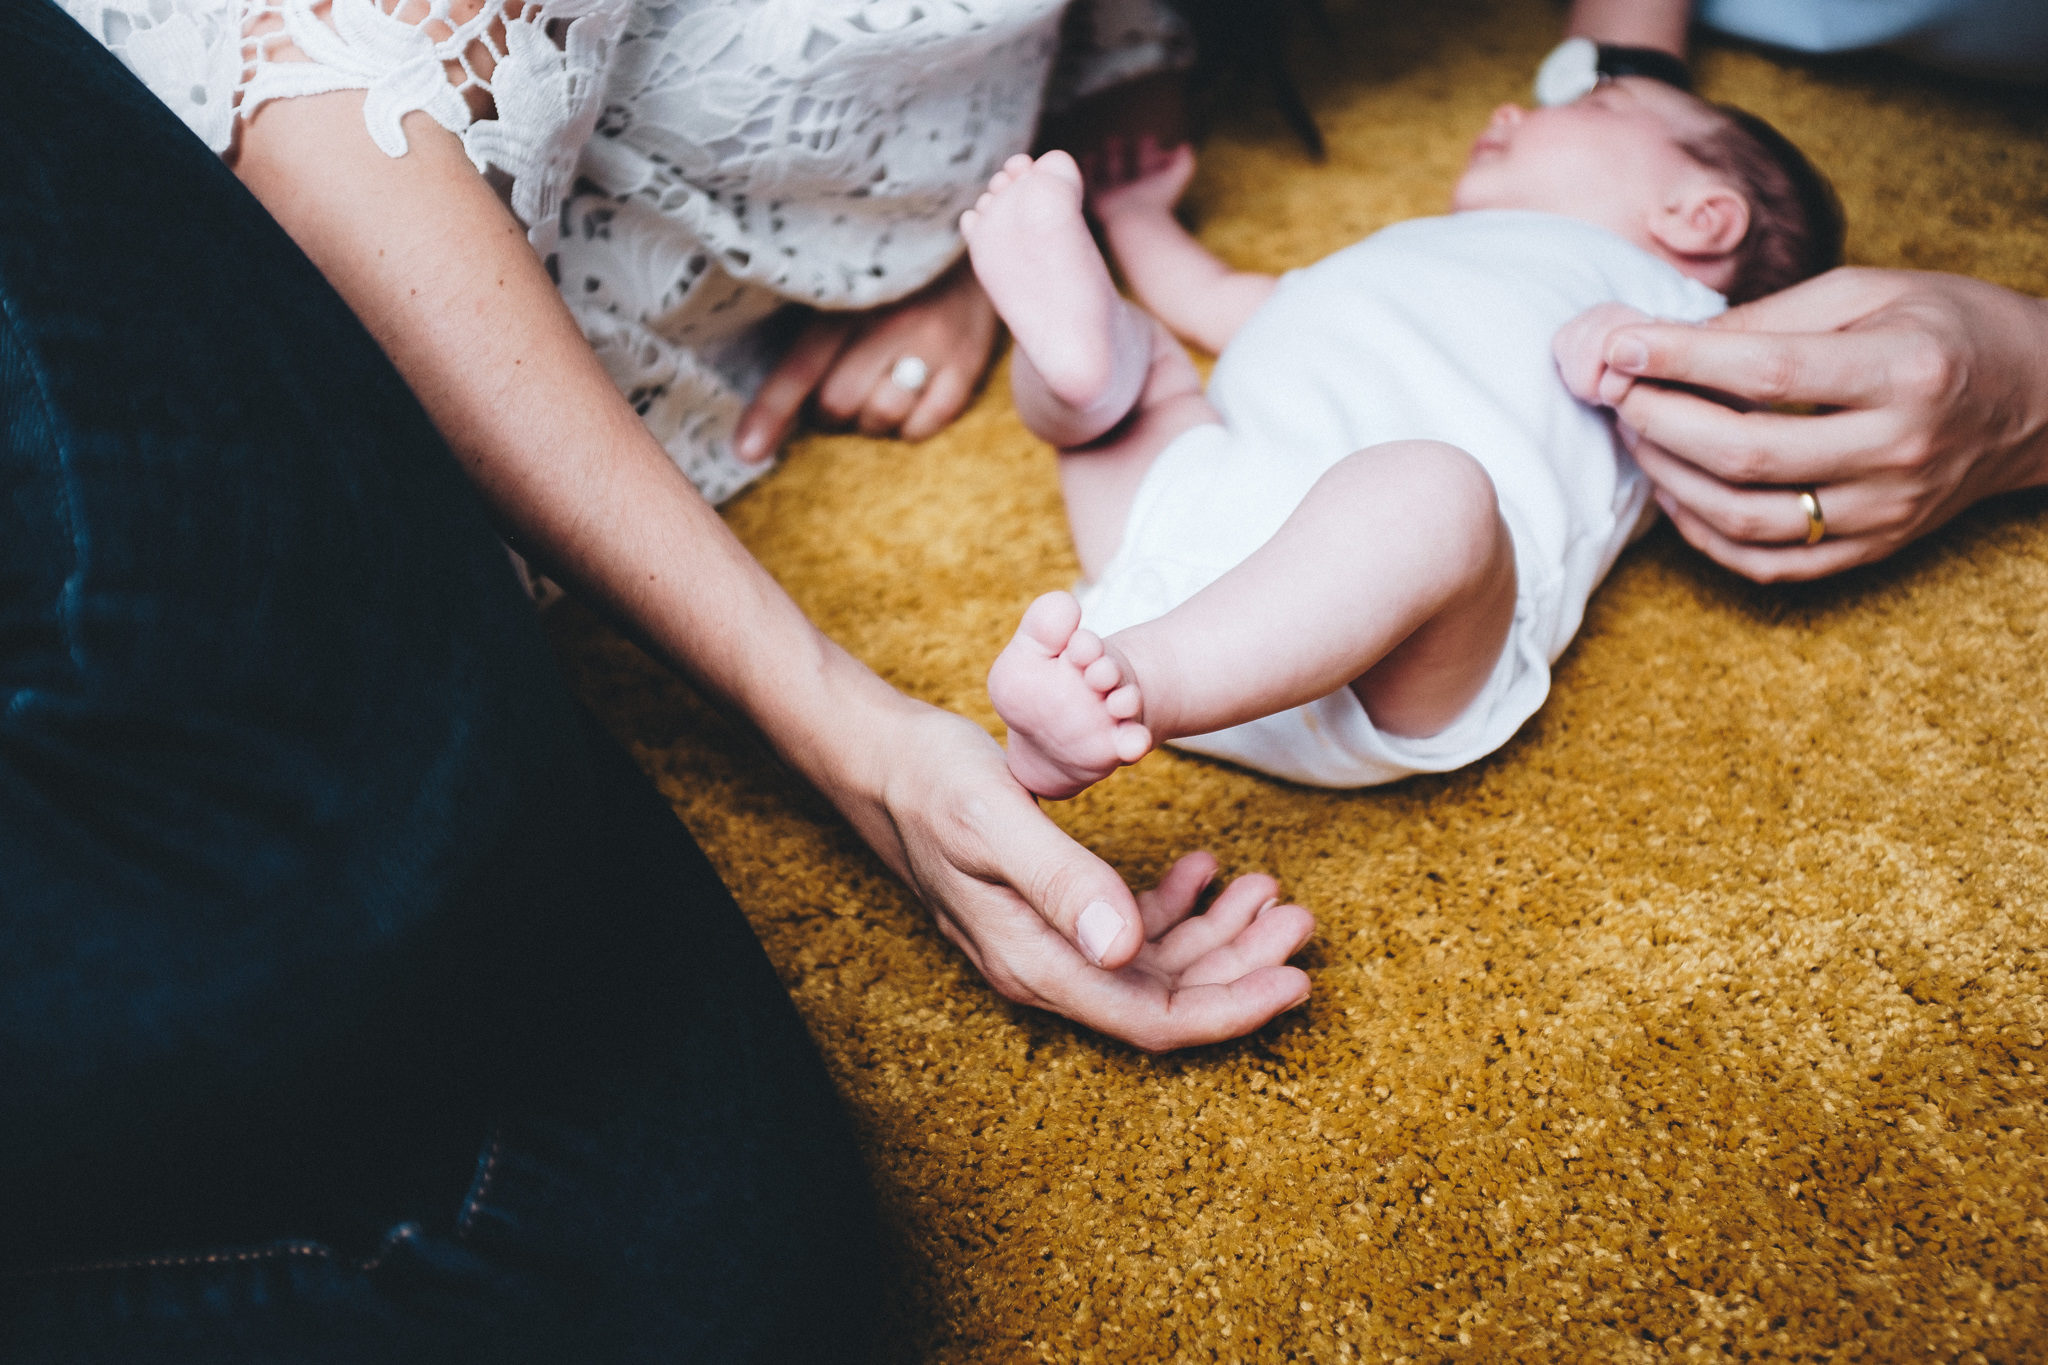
1554, 302, 1654, 408
1090, 140, 1276, 355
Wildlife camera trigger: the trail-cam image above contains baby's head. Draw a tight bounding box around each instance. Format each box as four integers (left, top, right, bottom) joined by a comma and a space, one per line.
1451, 77, 1843, 303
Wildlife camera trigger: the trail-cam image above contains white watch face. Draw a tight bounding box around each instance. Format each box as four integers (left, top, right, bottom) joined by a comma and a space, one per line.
1535, 35, 1600, 107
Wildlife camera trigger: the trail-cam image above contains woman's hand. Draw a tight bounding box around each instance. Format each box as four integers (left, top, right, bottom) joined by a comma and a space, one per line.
1598, 268, 2048, 580
734, 260, 998, 461
838, 702, 1314, 1053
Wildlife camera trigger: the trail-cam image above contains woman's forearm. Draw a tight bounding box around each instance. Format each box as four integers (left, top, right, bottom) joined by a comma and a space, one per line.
232, 92, 911, 801
227, 89, 1318, 1046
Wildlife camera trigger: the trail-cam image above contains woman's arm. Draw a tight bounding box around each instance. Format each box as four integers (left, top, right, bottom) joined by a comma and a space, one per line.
1596, 268, 2048, 581
232, 91, 1312, 1049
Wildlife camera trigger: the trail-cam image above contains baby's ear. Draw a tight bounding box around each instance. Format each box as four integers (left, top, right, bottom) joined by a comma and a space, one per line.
1652, 181, 1750, 263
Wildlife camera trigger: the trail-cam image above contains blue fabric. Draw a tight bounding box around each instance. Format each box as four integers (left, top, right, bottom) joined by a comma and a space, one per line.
0, 3, 879, 1357
1697, 0, 2048, 79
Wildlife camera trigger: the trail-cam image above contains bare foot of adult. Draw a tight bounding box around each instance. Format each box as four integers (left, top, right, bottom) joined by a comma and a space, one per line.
960, 151, 1125, 412
987, 591, 1152, 799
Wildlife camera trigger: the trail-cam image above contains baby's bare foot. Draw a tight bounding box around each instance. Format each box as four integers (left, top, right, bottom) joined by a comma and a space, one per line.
960, 151, 1124, 412
988, 591, 1152, 799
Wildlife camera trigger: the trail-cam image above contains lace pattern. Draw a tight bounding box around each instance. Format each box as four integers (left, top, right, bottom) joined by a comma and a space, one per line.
66, 0, 628, 251
70, 0, 1191, 503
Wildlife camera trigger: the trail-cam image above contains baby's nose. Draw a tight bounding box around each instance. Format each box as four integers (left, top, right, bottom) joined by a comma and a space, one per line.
1488, 102, 1528, 129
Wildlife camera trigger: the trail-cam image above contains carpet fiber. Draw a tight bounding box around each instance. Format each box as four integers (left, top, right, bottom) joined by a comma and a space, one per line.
548, 2, 2048, 1358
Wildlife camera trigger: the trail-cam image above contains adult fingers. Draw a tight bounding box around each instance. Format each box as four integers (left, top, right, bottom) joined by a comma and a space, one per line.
1147, 871, 1283, 972
1627, 437, 1868, 547
736, 314, 852, 461
931, 814, 1310, 1050
960, 781, 1149, 972
814, 329, 895, 424
1059, 964, 1313, 1053
1705, 266, 1898, 334
1134, 850, 1221, 941
1605, 322, 1907, 412
1652, 486, 1890, 582
856, 366, 921, 437
1173, 901, 1317, 991
900, 362, 977, 442
1612, 381, 1896, 487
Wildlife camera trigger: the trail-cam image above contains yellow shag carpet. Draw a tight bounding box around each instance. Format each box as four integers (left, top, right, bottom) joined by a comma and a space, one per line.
548, 1, 2048, 1358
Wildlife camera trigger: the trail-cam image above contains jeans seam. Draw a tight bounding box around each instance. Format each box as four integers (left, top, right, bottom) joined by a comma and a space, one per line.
14, 1240, 338, 1279
8, 1218, 431, 1281
455, 1123, 505, 1239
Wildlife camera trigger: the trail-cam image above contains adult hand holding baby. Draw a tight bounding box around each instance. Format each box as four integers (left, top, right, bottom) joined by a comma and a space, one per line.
857, 707, 1312, 1053
1592, 268, 2048, 580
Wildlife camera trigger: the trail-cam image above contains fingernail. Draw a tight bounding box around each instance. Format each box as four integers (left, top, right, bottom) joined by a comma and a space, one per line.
1077, 900, 1124, 966
735, 426, 766, 461
1610, 338, 1649, 373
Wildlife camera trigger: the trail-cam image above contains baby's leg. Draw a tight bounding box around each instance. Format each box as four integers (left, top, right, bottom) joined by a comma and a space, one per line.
990, 440, 1520, 799
1056, 318, 1215, 578
1113, 440, 1520, 745
960, 151, 1155, 448
962, 150, 1219, 574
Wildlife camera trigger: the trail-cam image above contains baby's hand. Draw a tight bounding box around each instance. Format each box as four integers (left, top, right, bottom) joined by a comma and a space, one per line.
1088, 135, 1197, 225
1554, 302, 1653, 408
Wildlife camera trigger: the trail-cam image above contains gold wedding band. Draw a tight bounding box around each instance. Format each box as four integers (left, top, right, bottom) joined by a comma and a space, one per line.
1797, 487, 1826, 545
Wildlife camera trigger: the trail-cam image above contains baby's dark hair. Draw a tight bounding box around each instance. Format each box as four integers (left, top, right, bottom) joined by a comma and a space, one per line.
1682, 105, 1845, 304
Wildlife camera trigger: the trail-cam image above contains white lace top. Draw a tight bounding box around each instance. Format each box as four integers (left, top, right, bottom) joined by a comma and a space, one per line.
68, 0, 1190, 503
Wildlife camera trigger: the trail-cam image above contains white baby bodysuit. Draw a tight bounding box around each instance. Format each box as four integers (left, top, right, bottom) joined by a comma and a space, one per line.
1075, 209, 1727, 787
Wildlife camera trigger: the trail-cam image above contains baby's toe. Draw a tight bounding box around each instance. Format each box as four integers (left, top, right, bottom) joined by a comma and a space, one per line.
1062, 628, 1104, 669
1112, 721, 1152, 764
1015, 591, 1081, 653
1035, 149, 1083, 188
1105, 683, 1142, 720
1081, 653, 1122, 693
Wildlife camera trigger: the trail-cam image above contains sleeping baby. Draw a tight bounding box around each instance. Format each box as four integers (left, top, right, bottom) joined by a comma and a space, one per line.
961, 76, 1841, 795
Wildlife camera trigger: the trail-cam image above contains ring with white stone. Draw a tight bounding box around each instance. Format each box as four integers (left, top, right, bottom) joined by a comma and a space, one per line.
889, 355, 931, 394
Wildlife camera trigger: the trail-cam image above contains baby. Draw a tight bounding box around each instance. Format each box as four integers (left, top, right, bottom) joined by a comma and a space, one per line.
961, 77, 1842, 796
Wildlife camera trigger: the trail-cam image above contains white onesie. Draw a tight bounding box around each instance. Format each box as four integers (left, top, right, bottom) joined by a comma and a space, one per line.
1074, 210, 1726, 788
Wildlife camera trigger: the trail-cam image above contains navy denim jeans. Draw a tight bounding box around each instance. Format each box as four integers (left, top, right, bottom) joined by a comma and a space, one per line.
0, 4, 879, 1358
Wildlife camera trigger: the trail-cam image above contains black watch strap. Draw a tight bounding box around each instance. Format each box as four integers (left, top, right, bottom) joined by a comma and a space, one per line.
1596, 44, 1693, 92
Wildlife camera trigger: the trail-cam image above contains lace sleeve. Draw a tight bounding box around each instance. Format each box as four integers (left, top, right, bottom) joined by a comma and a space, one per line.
1043, 0, 1194, 113
60, 0, 630, 250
